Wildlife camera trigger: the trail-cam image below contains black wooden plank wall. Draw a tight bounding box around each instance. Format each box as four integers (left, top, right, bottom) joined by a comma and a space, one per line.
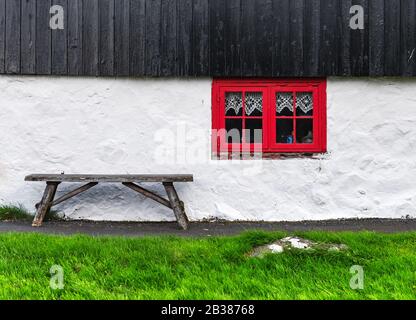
0, 0, 415, 77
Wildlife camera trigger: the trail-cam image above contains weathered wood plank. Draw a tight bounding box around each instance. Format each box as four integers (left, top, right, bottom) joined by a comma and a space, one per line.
5, 0, 20, 74
209, 0, 226, 76
224, 0, 241, 76
163, 182, 189, 230
68, 0, 83, 75
241, 0, 256, 76
289, 0, 304, 76
161, 0, 177, 76
99, 0, 115, 76
0, 0, 5, 73
32, 182, 60, 227
51, 182, 98, 207
384, 0, 401, 75
51, 0, 68, 75
25, 174, 194, 183
83, 0, 99, 75
338, 0, 352, 76
350, 0, 369, 75
369, 0, 384, 75
36, 0, 51, 74
114, 0, 130, 75
272, 0, 290, 76
145, 0, 161, 76
21, 0, 36, 74
192, 0, 209, 76
177, 0, 192, 76
254, 0, 273, 76
401, 0, 416, 75
303, 0, 320, 76
123, 182, 172, 209
129, 0, 145, 75
319, 0, 339, 75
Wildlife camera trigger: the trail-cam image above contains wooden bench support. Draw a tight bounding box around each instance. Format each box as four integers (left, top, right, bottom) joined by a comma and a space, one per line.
122, 182, 172, 209
32, 182, 60, 227
163, 182, 189, 230
51, 182, 98, 207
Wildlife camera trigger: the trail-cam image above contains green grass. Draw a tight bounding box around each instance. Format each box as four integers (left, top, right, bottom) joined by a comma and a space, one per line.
0, 205, 32, 221
0, 231, 415, 299
0, 205, 61, 222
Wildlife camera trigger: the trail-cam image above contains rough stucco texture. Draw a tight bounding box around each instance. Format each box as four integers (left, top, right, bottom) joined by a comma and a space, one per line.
0, 76, 415, 221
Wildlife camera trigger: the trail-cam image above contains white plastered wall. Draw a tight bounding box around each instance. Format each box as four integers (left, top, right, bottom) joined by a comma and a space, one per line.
0, 76, 415, 221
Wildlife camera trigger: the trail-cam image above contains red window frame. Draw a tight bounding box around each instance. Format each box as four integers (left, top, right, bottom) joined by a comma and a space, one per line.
212, 79, 327, 154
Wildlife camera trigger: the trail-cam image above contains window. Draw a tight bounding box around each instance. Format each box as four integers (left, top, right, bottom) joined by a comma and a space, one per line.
212, 79, 326, 154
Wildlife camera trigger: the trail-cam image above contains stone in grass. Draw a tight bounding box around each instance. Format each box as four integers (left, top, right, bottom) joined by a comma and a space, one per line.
281, 236, 313, 249
248, 237, 348, 258
268, 244, 284, 253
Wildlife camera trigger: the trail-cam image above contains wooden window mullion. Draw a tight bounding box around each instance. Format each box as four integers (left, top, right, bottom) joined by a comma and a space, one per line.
293, 91, 297, 145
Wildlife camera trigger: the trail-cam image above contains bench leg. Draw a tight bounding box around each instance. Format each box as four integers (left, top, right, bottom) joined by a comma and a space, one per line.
32, 182, 59, 227
163, 182, 189, 230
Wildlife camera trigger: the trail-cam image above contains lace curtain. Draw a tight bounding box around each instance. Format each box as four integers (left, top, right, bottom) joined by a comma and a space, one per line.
225, 92, 263, 116
276, 92, 313, 114
225, 93, 242, 115
225, 91, 312, 115
296, 92, 313, 113
245, 92, 262, 115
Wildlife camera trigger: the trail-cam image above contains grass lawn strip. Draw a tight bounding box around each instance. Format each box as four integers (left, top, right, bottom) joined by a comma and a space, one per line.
0, 231, 414, 299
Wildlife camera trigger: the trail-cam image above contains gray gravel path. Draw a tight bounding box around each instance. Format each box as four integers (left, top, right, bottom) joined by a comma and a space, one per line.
0, 218, 415, 237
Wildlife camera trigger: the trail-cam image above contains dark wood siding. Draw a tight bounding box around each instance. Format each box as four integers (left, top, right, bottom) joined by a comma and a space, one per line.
99, 0, 114, 75
0, 0, 5, 73
21, 0, 36, 74
5, 0, 21, 73
114, 0, 129, 75
35, 0, 51, 74
82, 0, 99, 75
0, 0, 415, 76
68, 0, 83, 75
192, 0, 209, 75
51, 0, 68, 74
129, 0, 145, 75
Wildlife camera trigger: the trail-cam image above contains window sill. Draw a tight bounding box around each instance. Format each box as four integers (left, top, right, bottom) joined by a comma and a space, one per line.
212, 152, 328, 160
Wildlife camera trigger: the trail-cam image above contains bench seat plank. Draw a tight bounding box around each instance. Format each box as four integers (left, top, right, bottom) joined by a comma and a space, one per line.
25, 174, 193, 183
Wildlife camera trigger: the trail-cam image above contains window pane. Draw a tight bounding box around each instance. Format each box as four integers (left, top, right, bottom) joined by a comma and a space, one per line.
225, 92, 242, 116
296, 119, 313, 144
276, 92, 294, 116
245, 119, 262, 143
245, 92, 262, 116
225, 119, 242, 143
296, 92, 313, 116
276, 119, 294, 144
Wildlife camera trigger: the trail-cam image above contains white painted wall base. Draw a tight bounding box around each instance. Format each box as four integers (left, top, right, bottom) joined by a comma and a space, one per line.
0, 76, 415, 221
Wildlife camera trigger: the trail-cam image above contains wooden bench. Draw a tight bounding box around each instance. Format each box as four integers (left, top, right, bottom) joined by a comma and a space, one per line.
25, 174, 193, 230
